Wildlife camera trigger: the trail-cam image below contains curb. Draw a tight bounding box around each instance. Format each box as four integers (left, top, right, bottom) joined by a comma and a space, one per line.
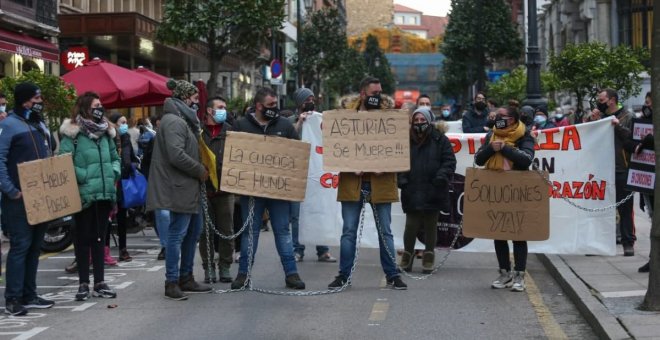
537, 254, 632, 340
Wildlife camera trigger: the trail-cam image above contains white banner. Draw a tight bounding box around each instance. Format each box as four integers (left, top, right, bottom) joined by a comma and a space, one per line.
299, 116, 616, 255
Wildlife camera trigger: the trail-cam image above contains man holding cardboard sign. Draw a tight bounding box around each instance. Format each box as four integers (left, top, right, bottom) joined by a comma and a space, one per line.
327, 77, 408, 291
228, 87, 306, 290
0, 82, 55, 315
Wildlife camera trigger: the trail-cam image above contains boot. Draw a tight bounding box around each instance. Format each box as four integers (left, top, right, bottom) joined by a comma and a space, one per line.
179, 274, 212, 293
218, 264, 232, 283
422, 251, 435, 274
399, 251, 414, 272
165, 281, 188, 301
203, 263, 217, 284
119, 248, 132, 262
65, 260, 78, 274
104, 246, 118, 266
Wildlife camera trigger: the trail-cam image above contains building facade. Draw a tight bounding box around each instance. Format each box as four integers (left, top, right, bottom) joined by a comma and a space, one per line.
346, 0, 392, 37
393, 4, 447, 39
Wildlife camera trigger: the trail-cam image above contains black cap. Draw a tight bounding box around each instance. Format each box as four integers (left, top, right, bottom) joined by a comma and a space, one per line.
14, 82, 40, 109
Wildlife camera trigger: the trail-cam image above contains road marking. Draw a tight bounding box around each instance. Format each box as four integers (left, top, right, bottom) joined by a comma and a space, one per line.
71, 303, 96, 312
38, 267, 162, 272
600, 290, 647, 298
46, 256, 75, 260
368, 302, 390, 322
147, 265, 164, 272
113, 281, 134, 290
379, 277, 387, 288
525, 272, 568, 340
0, 282, 133, 290
0, 327, 48, 340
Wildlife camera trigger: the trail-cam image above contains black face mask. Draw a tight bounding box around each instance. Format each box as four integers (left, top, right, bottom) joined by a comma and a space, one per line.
475, 102, 487, 111
494, 117, 508, 129
31, 102, 44, 115
91, 107, 105, 123
28, 102, 44, 122
596, 101, 609, 113
365, 95, 381, 110
642, 105, 653, 118
413, 122, 429, 134
262, 107, 280, 120
303, 102, 315, 113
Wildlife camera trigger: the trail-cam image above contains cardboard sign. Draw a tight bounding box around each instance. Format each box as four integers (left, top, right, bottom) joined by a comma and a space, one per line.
18, 154, 82, 225
220, 132, 310, 201
462, 168, 550, 241
322, 109, 410, 172
626, 118, 655, 194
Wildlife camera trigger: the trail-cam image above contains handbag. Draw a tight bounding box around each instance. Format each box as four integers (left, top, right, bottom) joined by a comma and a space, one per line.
121, 167, 147, 209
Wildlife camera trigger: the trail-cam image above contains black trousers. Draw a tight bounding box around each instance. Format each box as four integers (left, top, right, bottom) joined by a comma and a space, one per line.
74, 201, 112, 284
494, 240, 527, 272
615, 172, 636, 245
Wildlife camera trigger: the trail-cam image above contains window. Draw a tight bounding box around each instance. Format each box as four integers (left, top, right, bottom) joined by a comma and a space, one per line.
395, 16, 403, 24
618, 0, 653, 49
408, 16, 415, 25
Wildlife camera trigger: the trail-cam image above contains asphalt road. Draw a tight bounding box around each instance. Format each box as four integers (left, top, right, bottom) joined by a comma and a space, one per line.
0, 229, 597, 340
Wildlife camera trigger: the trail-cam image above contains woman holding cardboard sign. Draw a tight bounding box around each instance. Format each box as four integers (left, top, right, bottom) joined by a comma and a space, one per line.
474, 106, 535, 292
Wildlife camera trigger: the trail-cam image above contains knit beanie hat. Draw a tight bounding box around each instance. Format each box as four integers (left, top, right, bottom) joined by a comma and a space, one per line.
294, 87, 314, 107
14, 82, 40, 109
166, 79, 198, 100
412, 106, 434, 123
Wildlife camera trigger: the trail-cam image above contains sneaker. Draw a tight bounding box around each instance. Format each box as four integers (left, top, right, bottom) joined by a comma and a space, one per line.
119, 248, 132, 262
203, 264, 217, 284
75, 283, 91, 301
179, 274, 212, 293
511, 271, 526, 292
491, 269, 513, 289
231, 273, 249, 290
65, 260, 78, 274
639, 262, 650, 273
218, 265, 233, 283
294, 253, 304, 262
285, 274, 306, 290
157, 248, 166, 261
386, 276, 408, 290
23, 296, 54, 309
328, 275, 348, 289
93, 282, 117, 298
4, 299, 27, 316
317, 253, 337, 263
623, 244, 635, 257
165, 281, 188, 301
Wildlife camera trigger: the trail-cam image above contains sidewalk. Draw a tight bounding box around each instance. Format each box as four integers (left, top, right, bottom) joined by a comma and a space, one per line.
541, 195, 659, 340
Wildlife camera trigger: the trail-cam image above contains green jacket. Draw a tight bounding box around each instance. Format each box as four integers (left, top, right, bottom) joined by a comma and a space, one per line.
58, 118, 121, 208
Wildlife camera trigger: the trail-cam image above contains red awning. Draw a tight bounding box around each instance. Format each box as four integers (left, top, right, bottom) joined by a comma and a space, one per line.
0, 28, 59, 63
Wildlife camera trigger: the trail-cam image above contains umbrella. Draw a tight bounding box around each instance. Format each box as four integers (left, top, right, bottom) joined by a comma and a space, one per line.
120, 66, 171, 107
195, 79, 208, 122
61, 58, 152, 109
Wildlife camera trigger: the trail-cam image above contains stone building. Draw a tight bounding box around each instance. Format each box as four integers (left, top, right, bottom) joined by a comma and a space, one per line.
346, 0, 393, 37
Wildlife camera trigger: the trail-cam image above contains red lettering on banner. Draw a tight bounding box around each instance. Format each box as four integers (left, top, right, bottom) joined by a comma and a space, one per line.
449, 137, 461, 153
535, 126, 582, 151
315, 146, 323, 154
539, 128, 561, 150
320, 173, 339, 188
550, 175, 607, 200
561, 126, 582, 150
467, 137, 476, 154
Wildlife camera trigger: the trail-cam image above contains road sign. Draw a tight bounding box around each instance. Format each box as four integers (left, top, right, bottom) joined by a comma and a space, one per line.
270, 59, 282, 78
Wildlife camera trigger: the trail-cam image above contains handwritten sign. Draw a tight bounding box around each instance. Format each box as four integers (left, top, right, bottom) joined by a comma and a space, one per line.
220, 132, 310, 201
322, 109, 410, 172
626, 118, 655, 194
18, 154, 82, 225
462, 168, 550, 241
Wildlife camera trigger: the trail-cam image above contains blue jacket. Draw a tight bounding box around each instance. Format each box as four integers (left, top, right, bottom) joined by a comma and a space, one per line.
0, 112, 51, 199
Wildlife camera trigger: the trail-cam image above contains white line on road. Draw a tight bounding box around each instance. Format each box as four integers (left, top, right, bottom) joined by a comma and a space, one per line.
72, 303, 97, 311
0, 283, 134, 290
0, 327, 49, 340
147, 266, 164, 272
113, 281, 134, 290
600, 290, 647, 298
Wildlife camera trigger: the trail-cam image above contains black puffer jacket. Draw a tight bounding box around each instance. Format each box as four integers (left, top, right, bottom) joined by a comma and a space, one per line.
398, 126, 457, 213
474, 129, 535, 170
232, 109, 298, 139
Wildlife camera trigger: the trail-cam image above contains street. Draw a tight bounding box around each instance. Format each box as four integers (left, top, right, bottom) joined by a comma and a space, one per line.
0, 230, 596, 340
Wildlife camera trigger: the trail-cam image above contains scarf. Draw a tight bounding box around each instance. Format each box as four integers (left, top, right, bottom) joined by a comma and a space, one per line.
76, 115, 109, 140
484, 121, 526, 170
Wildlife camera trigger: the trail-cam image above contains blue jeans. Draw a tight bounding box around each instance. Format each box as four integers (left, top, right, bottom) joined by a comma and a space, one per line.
165, 210, 202, 283
339, 183, 399, 280
239, 197, 297, 276
290, 202, 330, 257
154, 209, 171, 248
1, 198, 47, 302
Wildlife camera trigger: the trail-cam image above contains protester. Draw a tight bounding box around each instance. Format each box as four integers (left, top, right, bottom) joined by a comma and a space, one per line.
438, 104, 455, 121
289, 87, 337, 263
416, 94, 432, 108
596, 88, 636, 256
137, 117, 156, 180
58, 91, 119, 301
329, 76, 407, 290
635, 92, 654, 272
533, 106, 556, 130
398, 107, 456, 273
0, 82, 55, 315
147, 79, 212, 300
230, 87, 306, 290
144, 114, 168, 260
108, 112, 138, 263
0, 92, 7, 121
553, 108, 570, 127
198, 96, 235, 284
474, 106, 535, 292
519, 105, 535, 129
462, 92, 490, 133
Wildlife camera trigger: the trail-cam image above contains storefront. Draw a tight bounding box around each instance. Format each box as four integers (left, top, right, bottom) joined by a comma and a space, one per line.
0, 28, 59, 78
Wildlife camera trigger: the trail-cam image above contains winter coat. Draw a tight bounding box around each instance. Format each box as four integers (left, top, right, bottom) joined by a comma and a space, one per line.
612, 108, 634, 173
232, 109, 298, 139
146, 98, 206, 214
201, 121, 232, 196
58, 118, 121, 209
398, 122, 456, 213
474, 129, 535, 170
462, 108, 490, 133
0, 113, 52, 199
336, 93, 399, 204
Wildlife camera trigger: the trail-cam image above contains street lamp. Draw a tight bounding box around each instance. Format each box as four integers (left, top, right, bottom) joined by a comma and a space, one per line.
523, 0, 547, 109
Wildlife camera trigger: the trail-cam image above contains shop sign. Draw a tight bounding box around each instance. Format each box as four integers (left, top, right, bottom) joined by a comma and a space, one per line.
61, 47, 89, 71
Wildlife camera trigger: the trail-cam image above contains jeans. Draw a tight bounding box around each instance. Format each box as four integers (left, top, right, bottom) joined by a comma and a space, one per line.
339, 183, 399, 280
238, 196, 297, 276
154, 209, 170, 248
165, 210, 202, 283
290, 202, 330, 257
75, 201, 111, 284
199, 194, 234, 267
1, 198, 47, 303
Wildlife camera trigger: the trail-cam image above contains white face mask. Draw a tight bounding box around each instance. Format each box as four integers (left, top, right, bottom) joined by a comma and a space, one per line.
0, 105, 6, 113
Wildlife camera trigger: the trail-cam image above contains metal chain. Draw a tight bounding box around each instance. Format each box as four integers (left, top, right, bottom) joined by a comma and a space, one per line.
200, 184, 252, 241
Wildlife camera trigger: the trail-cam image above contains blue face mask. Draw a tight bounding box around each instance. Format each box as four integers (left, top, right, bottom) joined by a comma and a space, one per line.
534, 115, 546, 125
213, 109, 227, 123
442, 110, 450, 118
119, 123, 129, 135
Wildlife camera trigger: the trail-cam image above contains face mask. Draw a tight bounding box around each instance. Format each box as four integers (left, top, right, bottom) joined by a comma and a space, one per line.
0, 105, 6, 113
31, 102, 44, 114
494, 117, 509, 129
119, 123, 129, 135
303, 102, 315, 113
642, 105, 653, 118
262, 107, 280, 120
91, 107, 105, 123
596, 101, 609, 113
213, 109, 227, 123
555, 114, 563, 121
365, 95, 381, 110
190, 102, 199, 112
442, 110, 450, 118
475, 102, 487, 111
413, 122, 429, 134
534, 115, 547, 125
